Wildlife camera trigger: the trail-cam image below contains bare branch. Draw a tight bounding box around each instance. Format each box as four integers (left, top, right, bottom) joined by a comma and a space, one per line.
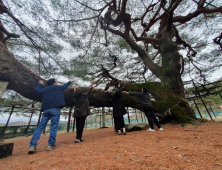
173, 6, 222, 24
130, 27, 160, 44
168, 0, 182, 13
174, 27, 197, 57
74, 0, 113, 12
180, 56, 184, 75
140, 1, 165, 37
152, 50, 160, 60
120, 0, 127, 14
54, 15, 100, 22
100, 17, 124, 37
213, 31, 222, 49
142, 2, 157, 24
136, 36, 160, 44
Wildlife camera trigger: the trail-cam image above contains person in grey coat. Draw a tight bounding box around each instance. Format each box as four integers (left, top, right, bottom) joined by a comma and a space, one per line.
126, 87, 163, 132
105, 83, 127, 135
73, 81, 95, 143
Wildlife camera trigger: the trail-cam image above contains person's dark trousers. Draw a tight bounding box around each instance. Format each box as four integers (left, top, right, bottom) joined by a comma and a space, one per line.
143, 106, 161, 129
114, 116, 125, 130
76, 116, 86, 139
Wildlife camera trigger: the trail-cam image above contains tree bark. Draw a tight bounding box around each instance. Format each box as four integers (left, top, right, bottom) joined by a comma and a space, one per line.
0, 42, 198, 124
159, 27, 185, 97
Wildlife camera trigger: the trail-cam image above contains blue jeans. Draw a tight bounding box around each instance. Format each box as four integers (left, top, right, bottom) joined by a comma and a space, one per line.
29, 108, 60, 148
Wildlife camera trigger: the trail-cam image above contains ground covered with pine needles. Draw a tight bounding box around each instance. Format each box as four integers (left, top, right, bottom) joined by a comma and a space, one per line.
1, 121, 222, 170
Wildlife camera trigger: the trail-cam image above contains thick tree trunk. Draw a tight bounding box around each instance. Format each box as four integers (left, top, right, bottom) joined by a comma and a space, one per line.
0, 42, 43, 101
0, 42, 198, 125
159, 27, 185, 97
112, 33, 196, 124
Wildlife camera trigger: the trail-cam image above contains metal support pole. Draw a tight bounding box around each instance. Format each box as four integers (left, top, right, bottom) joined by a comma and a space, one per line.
0, 106, 15, 141
25, 105, 34, 136
73, 117, 76, 132
102, 107, 106, 127
192, 81, 213, 120
25, 112, 33, 136
209, 101, 216, 118
37, 111, 42, 126
70, 118, 73, 131
100, 111, 101, 128
135, 109, 138, 122
85, 117, 87, 129
193, 100, 202, 118
219, 93, 222, 99
141, 111, 143, 122
127, 107, 130, 124
66, 107, 73, 133
42, 126, 46, 135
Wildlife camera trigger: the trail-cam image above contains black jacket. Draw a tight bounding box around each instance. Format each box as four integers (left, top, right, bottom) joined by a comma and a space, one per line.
74, 88, 92, 118
106, 87, 127, 118
129, 92, 152, 107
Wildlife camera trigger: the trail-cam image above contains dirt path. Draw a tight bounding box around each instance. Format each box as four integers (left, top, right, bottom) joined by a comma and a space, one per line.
1, 122, 222, 170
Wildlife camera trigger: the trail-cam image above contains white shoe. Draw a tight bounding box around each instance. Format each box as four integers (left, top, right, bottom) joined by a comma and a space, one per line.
159, 127, 163, 131
147, 128, 155, 132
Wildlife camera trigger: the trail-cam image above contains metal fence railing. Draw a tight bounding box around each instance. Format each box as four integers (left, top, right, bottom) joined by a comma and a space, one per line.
3, 112, 222, 140
0, 118, 149, 140
195, 111, 222, 118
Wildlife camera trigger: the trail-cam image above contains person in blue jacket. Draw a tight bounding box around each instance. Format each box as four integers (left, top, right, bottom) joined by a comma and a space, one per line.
28, 79, 71, 154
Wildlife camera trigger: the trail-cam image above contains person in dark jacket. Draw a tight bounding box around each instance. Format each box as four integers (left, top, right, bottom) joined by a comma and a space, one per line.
28, 79, 71, 154
126, 87, 163, 132
105, 83, 127, 135
73, 81, 95, 143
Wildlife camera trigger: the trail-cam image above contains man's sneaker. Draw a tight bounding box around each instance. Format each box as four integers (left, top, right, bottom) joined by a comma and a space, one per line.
28, 147, 37, 154
147, 128, 156, 132
74, 139, 80, 143
159, 127, 164, 131
46, 144, 56, 151
80, 138, 83, 142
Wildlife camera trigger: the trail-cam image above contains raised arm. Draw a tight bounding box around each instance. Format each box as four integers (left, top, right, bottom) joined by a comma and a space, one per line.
126, 92, 143, 97
34, 80, 45, 94
74, 87, 76, 93
60, 80, 72, 90
86, 81, 95, 97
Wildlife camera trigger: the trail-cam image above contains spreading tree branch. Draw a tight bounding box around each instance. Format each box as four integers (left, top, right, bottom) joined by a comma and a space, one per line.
173, 3, 222, 24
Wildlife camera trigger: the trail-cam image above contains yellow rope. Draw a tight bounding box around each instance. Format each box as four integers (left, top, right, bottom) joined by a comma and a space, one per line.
164, 99, 182, 115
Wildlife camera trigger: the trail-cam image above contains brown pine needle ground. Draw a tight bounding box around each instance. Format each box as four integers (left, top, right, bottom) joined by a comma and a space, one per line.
1, 122, 222, 170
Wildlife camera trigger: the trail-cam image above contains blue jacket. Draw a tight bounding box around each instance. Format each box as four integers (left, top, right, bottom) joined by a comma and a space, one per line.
35, 81, 71, 111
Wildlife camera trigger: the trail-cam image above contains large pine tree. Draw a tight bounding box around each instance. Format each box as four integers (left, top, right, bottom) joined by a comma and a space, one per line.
0, 0, 222, 124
